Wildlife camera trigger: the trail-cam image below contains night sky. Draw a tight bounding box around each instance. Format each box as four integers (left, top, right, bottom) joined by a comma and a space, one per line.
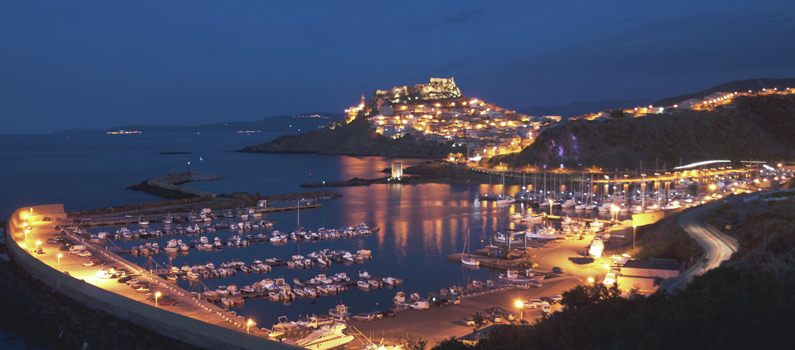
2, 1, 794, 134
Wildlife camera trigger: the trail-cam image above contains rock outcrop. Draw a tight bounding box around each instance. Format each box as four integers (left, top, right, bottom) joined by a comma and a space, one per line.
366, 77, 463, 113
239, 117, 454, 158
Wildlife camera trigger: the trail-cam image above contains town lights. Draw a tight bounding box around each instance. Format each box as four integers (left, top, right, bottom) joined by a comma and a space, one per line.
247, 319, 254, 334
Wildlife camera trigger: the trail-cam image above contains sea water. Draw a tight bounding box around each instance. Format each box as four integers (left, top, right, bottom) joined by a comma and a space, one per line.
0, 132, 622, 331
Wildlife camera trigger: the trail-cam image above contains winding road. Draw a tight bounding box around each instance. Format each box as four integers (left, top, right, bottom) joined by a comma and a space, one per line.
665, 198, 740, 292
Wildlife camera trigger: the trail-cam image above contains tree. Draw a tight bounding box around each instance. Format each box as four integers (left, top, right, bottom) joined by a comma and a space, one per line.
405, 336, 428, 350
472, 312, 486, 331
610, 109, 626, 119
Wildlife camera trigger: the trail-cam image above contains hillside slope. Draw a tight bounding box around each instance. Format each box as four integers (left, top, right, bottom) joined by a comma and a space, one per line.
239, 117, 454, 157
654, 78, 795, 106
492, 94, 795, 169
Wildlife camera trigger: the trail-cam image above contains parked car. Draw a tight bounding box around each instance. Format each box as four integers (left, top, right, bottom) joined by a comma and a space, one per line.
529, 280, 543, 288
43, 217, 51, 221
603, 273, 616, 286
352, 313, 376, 322
87, 257, 100, 262
492, 313, 503, 324
378, 309, 396, 318
158, 298, 177, 306
409, 300, 429, 310
524, 299, 543, 309
59, 245, 70, 251
117, 276, 133, 284
449, 297, 460, 305
548, 294, 563, 304
77, 250, 92, 257
96, 271, 115, 279
462, 316, 475, 326
552, 266, 565, 274
505, 312, 516, 321
486, 307, 506, 315
82, 261, 96, 267
540, 302, 552, 314
134, 285, 151, 293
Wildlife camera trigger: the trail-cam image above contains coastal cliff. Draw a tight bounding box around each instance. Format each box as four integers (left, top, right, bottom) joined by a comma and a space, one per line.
492, 94, 795, 169
239, 117, 454, 158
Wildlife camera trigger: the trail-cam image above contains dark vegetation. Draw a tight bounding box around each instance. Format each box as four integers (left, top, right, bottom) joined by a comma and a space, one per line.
433, 265, 795, 350
0, 257, 199, 350
491, 94, 795, 170
433, 193, 795, 350
239, 117, 454, 157
616, 214, 703, 264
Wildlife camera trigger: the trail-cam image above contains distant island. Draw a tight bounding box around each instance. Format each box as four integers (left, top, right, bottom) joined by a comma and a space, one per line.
51, 113, 341, 135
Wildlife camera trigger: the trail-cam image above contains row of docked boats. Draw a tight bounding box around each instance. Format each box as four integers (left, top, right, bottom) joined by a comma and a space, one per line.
267, 223, 378, 243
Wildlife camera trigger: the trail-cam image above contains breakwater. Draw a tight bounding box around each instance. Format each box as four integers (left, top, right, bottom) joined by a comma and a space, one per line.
127, 172, 223, 199
67, 195, 215, 218
299, 176, 414, 188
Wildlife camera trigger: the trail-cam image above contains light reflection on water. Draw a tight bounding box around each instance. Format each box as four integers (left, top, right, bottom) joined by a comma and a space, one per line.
91, 183, 630, 327
0, 133, 632, 329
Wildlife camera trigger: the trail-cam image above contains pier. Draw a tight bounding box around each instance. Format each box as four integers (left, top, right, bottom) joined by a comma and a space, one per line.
77, 203, 321, 227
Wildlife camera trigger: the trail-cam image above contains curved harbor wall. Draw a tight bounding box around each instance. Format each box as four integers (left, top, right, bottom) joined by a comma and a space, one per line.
6, 204, 294, 350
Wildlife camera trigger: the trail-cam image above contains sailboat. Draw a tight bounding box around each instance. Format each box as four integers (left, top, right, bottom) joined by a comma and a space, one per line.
461, 229, 480, 267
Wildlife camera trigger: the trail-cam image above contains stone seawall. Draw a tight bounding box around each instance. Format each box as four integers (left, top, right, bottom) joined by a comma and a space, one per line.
127, 172, 222, 199
6, 205, 295, 350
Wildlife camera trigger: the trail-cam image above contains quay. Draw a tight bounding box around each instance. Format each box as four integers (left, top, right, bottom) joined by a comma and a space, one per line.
77, 203, 320, 227
6, 204, 297, 350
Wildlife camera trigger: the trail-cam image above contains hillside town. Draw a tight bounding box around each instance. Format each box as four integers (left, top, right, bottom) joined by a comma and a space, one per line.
344, 79, 795, 162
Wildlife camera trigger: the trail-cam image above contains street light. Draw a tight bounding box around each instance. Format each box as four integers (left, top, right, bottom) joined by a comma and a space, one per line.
514, 300, 524, 322
588, 277, 595, 284
58, 253, 62, 269
247, 319, 254, 334
632, 225, 637, 252
35, 240, 41, 252
155, 291, 161, 308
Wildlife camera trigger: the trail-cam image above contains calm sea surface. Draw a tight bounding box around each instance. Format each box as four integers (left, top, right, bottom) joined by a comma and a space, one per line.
0, 132, 624, 333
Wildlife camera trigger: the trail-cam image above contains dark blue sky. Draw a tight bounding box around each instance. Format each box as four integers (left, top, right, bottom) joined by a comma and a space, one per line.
2, 0, 794, 133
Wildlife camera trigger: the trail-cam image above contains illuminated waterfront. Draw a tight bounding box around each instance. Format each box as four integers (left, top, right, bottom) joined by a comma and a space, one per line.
0, 132, 628, 328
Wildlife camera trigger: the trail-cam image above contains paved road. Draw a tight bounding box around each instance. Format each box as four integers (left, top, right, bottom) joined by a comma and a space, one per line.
666, 199, 739, 292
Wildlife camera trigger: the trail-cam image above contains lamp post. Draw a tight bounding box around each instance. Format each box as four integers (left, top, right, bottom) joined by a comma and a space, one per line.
247, 319, 254, 334
632, 225, 637, 252
58, 253, 62, 269
515, 300, 524, 322
35, 240, 41, 253
155, 291, 161, 308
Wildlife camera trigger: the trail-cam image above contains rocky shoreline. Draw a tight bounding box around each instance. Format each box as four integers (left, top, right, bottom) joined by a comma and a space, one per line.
0, 226, 199, 350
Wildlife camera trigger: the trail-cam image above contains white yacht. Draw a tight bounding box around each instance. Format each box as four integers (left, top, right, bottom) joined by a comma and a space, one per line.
289, 323, 354, 350
359, 270, 371, 279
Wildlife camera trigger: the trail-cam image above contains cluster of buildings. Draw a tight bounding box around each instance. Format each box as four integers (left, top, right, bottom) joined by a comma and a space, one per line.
344, 78, 562, 161
573, 87, 795, 121
343, 79, 795, 162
